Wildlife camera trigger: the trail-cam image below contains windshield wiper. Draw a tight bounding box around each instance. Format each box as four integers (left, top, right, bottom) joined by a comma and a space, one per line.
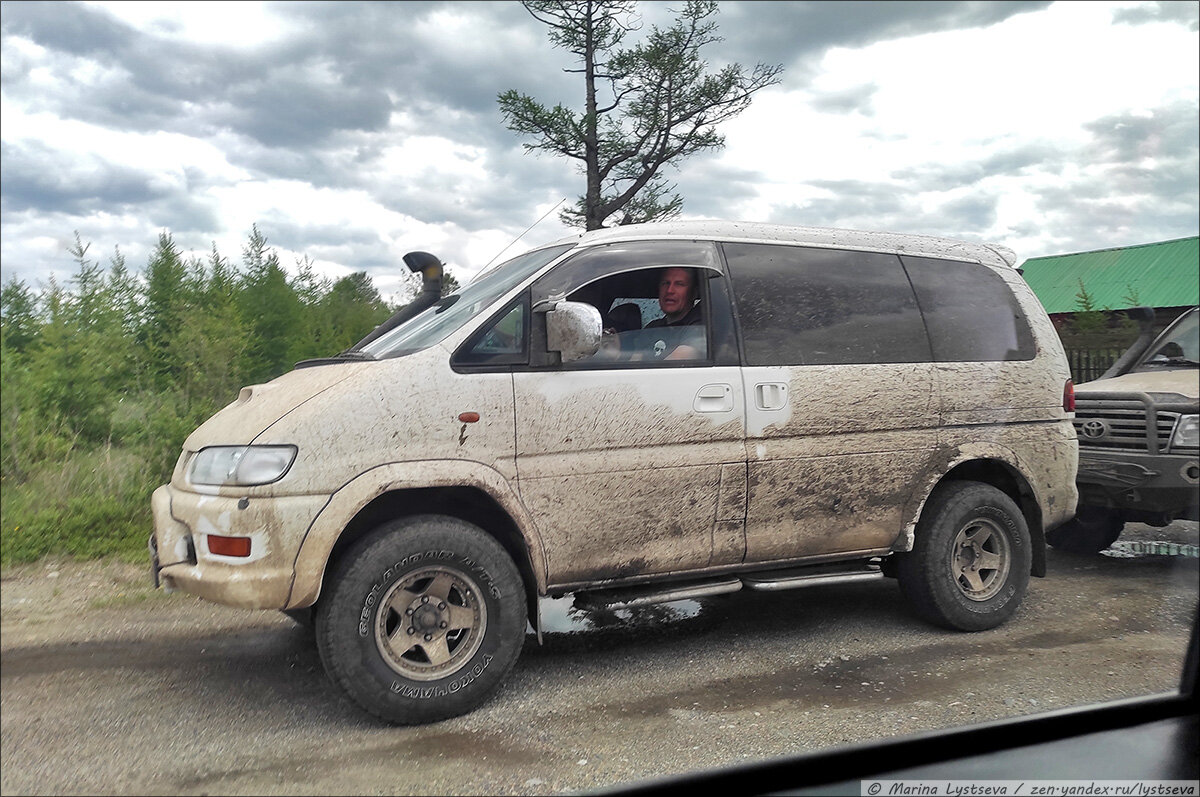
1143, 357, 1200, 366
294, 350, 377, 369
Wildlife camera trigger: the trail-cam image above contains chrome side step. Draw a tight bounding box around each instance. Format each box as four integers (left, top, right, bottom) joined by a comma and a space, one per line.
575, 577, 742, 611
573, 561, 885, 611
742, 565, 883, 591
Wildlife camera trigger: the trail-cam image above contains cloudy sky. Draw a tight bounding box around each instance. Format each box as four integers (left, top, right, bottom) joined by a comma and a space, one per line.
2, 0, 1197, 301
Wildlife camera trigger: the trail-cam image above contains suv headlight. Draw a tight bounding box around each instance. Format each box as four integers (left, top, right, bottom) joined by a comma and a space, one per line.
188, 445, 297, 486
1170, 415, 1199, 450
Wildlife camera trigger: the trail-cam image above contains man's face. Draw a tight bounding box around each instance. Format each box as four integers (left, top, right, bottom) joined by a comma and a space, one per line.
658, 267, 694, 321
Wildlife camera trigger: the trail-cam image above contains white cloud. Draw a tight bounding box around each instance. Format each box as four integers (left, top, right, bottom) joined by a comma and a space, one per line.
4, 108, 247, 185
706, 1, 1198, 257
1, 0, 1196, 295
80, 0, 299, 47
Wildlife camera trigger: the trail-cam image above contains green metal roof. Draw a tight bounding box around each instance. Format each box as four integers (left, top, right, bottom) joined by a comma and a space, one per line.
1018, 236, 1199, 314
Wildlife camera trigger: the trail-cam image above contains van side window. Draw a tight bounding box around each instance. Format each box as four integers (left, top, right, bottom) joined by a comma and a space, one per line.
564, 266, 712, 367
530, 240, 737, 368
453, 295, 528, 366
723, 243, 931, 366
901, 256, 1036, 362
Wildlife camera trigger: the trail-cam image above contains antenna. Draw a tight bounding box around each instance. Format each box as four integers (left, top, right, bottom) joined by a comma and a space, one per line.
482, 198, 567, 270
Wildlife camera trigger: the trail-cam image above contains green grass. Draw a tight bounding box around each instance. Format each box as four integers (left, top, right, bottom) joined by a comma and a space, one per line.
0, 443, 162, 567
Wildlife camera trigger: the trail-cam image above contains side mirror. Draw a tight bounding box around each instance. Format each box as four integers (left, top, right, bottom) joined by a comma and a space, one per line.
545, 301, 602, 363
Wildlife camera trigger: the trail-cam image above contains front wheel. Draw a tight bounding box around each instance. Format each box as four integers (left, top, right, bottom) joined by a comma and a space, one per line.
315, 515, 527, 724
896, 481, 1032, 632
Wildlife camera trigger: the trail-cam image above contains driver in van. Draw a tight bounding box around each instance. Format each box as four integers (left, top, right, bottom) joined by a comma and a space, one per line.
646, 266, 703, 360
647, 267, 702, 328
591, 267, 705, 362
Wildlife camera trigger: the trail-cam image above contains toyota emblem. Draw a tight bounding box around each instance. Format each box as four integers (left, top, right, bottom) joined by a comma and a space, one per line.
1080, 420, 1108, 439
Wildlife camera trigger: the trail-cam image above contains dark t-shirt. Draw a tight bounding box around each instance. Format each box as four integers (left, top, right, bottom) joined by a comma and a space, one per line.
646, 303, 702, 328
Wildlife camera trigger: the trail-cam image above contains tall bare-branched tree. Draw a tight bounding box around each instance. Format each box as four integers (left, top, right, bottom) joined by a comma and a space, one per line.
499, 0, 782, 230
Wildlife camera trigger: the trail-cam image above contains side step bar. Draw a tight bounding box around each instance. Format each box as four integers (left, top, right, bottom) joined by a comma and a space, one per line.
574, 561, 884, 612
575, 577, 743, 611
742, 562, 883, 591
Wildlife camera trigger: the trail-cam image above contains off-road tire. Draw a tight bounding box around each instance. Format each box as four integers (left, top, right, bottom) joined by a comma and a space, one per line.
315, 515, 526, 725
896, 481, 1032, 632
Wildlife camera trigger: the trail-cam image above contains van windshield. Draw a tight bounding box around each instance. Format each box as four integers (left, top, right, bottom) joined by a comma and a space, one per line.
1135, 308, 1200, 369
360, 243, 575, 359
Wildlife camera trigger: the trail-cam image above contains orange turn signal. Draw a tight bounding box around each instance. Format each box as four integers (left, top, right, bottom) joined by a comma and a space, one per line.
208, 534, 251, 557
458, 412, 480, 423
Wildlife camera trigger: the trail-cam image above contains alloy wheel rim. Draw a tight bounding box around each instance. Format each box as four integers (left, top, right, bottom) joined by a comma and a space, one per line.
950, 518, 1011, 601
374, 566, 487, 681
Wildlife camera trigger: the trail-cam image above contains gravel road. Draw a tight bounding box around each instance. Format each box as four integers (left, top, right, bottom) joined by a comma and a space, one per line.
2, 522, 1196, 795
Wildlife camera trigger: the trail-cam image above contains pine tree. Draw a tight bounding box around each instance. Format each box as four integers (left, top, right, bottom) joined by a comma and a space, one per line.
316, 272, 392, 355
1072, 279, 1107, 335
239, 226, 303, 382
140, 232, 190, 386
1, 277, 39, 354
499, 0, 782, 229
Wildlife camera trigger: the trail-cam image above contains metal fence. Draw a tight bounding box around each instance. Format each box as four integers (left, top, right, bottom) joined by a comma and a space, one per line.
1066, 348, 1124, 384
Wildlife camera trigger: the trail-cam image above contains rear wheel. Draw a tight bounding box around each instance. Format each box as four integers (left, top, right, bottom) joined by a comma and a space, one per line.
315, 515, 526, 724
1045, 506, 1123, 554
897, 481, 1031, 631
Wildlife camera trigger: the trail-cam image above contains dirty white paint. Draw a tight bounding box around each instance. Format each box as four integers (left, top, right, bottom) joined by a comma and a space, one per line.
150, 221, 1077, 616
543, 221, 1019, 268
183, 362, 369, 452
514, 365, 745, 585
1077, 369, 1199, 397
153, 484, 327, 608
287, 459, 545, 608
545, 301, 602, 362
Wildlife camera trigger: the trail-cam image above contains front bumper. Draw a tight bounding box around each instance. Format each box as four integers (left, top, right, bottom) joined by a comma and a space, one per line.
149, 484, 328, 610
1076, 448, 1200, 518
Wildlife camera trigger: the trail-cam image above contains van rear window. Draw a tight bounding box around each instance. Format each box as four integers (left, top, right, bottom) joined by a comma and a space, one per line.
902, 256, 1036, 362
723, 243, 931, 366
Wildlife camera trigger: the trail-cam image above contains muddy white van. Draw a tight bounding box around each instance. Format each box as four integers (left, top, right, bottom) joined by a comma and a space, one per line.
150, 221, 1078, 724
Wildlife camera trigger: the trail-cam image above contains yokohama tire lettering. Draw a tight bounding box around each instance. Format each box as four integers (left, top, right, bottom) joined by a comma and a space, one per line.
388, 655, 494, 699
357, 552, 454, 636
965, 579, 1017, 615
461, 555, 502, 599
358, 580, 385, 637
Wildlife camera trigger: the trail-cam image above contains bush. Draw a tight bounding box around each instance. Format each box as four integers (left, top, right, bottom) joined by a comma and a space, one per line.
0, 443, 158, 566
1, 226, 401, 566
1, 492, 150, 565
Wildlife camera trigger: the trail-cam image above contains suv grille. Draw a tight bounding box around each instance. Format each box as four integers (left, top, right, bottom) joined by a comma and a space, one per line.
1073, 398, 1180, 453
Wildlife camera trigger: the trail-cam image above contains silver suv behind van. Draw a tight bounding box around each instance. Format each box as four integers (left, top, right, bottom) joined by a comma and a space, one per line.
150, 221, 1078, 724
1048, 306, 1199, 553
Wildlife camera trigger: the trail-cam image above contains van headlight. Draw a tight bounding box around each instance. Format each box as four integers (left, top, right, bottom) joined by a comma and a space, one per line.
1170, 415, 1199, 450
188, 445, 297, 486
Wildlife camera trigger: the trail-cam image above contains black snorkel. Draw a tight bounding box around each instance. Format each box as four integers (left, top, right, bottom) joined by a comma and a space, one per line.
294, 251, 446, 369
1097, 306, 1157, 380
347, 251, 445, 352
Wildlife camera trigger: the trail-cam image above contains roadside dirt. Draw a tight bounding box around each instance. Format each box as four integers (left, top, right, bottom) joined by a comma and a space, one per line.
1, 522, 1196, 795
